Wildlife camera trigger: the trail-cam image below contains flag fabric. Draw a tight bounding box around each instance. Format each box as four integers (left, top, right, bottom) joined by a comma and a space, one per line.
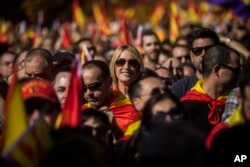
80, 45, 93, 65
0, 20, 8, 43
82, 91, 140, 132
55, 55, 82, 128
122, 17, 132, 45
61, 23, 72, 49
188, 0, 200, 24
2, 116, 53, 167
92, 0, 113, 35
169, 0, 180, 44
149, 0, 166, 28
72, 0, 85, 28
1, 66, 27, 155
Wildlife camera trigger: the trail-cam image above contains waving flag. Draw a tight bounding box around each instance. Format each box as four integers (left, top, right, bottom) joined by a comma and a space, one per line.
169, 0, 180, 44
122, 17, 132, 45
80, 45, 93, 65
56, 55, 82, 128
149, 0, 166, 28
3, 115, 53, 167
188, 0, 200, 24
61, 23, 72, 49
72, 0, 85, 28
92, 0, 113, 35
1, 66, 27, 155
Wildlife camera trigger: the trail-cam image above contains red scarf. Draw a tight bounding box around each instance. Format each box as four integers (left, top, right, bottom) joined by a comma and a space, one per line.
180, 80, 227, 125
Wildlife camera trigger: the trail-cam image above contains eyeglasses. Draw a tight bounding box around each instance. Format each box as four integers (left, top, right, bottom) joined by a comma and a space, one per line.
82, 125, 110, 137
158, 77, 175, 86
153, 107, 184, 122
191, 45, 215, 56
115, 58, 139, 68
83, 80, 104, 92
218, 64, 241, 74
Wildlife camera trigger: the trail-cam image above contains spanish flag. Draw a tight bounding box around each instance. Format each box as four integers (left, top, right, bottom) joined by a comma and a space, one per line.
1, 66, 27, 155
92, 0, 113, 35
55, 55, 82, 128
72, 0, 85, 28
3, 116, 53, 167
169, 0, 179, 44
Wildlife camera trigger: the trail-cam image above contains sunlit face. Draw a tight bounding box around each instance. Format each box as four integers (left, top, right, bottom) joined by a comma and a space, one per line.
172, 46, 190, 64
190, 38, 215, 72
24, 56, 52, 81
136, 77, 166, 112
115, 50, 139, 85
53, 71, 71, 108
82, 67, 110, 109
142, 35, 160, 62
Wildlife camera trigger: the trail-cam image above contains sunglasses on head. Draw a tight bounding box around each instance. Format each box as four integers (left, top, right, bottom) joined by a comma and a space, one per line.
218, 64, 241, 74
82, 125, 110, 136
83, 80, 104, 92
158, 77, 175, 86
115, 58, 139, 68
191, 45, 215, 56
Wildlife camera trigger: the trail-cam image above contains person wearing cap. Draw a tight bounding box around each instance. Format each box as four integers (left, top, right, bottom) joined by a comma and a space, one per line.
21, 78, 61, 128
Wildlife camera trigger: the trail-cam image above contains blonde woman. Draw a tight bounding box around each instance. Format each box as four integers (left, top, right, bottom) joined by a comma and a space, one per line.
110, 45, 144, 98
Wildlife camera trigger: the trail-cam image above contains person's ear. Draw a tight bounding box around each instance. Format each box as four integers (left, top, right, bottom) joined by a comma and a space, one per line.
213, 64, 221, 77
132, 98, 142, 113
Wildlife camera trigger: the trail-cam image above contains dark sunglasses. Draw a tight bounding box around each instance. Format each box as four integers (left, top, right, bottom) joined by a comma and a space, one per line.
83, 80, 103, 92
218, 64, 241, 74
115, 58, 139, 68
153, 107, 184, 122
191, 45, 215, 56
159, 77, 175, 86
82, 125, 110, 136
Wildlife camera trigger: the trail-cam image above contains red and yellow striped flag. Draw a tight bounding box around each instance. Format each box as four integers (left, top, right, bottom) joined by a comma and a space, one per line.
169, 0, 180, 44
1, 66, 27, 155
92, 0, 113, 35
3, 117, 53, 167
149, 0, 166, 28
72, 0, 85, 28
188, 0, 200, 24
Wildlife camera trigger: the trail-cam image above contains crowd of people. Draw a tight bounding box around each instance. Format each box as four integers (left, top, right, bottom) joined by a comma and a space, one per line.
0, 3, 250, 166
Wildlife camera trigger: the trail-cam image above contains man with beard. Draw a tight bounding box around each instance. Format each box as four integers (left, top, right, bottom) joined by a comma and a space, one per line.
141, 30, 161, 70
171, 28, 220, 99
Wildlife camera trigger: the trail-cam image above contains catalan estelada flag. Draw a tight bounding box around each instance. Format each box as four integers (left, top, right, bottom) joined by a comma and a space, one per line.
55, 55, 82, 128
72, 0, 85, 28
1, 66, 27, 155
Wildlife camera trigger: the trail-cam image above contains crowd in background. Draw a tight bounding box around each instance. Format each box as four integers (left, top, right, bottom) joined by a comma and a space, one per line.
0, 0, 250, 167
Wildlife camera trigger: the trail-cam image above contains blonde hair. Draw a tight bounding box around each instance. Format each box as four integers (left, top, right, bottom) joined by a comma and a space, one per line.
109, 44, 144, 85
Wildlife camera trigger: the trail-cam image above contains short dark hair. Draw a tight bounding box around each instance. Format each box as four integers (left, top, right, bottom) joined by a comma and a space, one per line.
82, 60, 110, 80
202, 45, 240, 78
141, 30, 160, 47
128, 68, 159, 100
25, 48, 53, 67
187, 28, 220, 50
